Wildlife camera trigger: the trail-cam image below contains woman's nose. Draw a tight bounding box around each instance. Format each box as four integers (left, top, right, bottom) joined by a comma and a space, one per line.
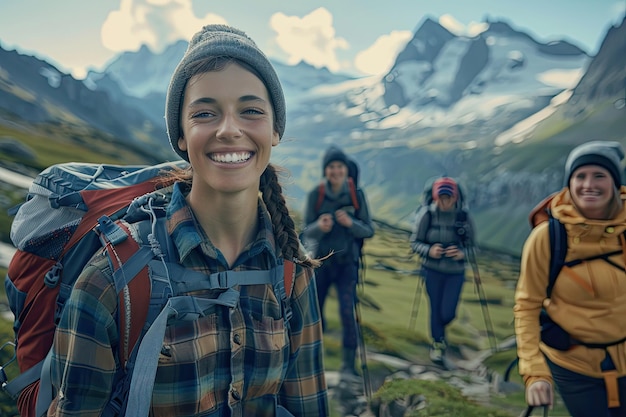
216, 113, 242, 140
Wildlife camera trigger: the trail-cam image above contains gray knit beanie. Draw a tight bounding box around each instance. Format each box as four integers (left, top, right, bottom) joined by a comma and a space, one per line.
165, 24, 286, 161
322, 146, 349, 173
564, 141, 625, 186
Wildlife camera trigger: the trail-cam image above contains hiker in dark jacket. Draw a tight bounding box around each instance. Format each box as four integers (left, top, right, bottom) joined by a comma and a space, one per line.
301, 146, 374, 382
48, 24, 328, 417
410, 177, 474, 365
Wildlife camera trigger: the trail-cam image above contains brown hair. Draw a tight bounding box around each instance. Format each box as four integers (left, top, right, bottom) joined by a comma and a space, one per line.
260, 165, 320, 268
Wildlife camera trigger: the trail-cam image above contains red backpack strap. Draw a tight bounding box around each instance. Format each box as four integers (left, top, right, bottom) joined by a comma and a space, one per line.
315, 182, 325, 212
101, 222, 151, 365
283, 260, 296, 298
347, 177, 360, 211
317, 179, 360, 212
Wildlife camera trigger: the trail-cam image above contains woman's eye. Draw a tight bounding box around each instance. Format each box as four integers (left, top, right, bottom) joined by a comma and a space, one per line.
192, 111, 214, 119
243, 108, 263, 115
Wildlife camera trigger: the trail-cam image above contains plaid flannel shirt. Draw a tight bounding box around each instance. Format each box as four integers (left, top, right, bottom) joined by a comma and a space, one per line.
49, 182, 328, 417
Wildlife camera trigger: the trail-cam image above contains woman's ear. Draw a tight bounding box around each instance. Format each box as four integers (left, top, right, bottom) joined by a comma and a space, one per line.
178, 136, 187, 152
271, 130, 279, 147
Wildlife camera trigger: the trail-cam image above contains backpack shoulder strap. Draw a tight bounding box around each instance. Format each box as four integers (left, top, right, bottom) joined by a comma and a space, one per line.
347, 178, 360, 211
97, 216, 153, 365
314, 182, 325, 212
315, 180, 360, 212
419, 205, 433, 238
546, 216, 626, 298
122, 258, 295, 416
107, 209, 296, 416
456, 208, 468, 223
547, 215, 567, 298
283, 259, 295, 299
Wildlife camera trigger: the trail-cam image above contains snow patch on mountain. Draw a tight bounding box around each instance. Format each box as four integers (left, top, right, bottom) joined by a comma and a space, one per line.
494, 89, 574, 146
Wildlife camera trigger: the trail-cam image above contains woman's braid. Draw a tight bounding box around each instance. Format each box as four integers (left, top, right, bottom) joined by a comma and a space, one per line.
261, 164, 318, 268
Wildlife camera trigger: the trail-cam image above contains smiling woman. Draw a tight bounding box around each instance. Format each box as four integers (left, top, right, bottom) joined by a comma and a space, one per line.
565, 141, 624, 220
45, 24, 329, 417
515, 141, 626, 417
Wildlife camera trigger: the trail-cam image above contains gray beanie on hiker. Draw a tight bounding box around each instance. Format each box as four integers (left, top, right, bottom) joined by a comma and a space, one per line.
165, 24, 286, 162
564, 141, 625, 186
322, 146, 349, 172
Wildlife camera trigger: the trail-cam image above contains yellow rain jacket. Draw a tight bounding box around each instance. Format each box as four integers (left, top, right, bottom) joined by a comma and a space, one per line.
515, 187, 626, 392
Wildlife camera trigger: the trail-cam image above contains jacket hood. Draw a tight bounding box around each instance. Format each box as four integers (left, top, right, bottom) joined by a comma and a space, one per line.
550, 186, 626, 228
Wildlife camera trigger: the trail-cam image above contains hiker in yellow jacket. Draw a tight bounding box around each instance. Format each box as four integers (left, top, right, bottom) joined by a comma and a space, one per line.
515, 141, 626, 417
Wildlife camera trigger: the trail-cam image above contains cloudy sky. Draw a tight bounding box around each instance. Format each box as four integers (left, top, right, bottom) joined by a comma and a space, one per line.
0, 0, 624, 79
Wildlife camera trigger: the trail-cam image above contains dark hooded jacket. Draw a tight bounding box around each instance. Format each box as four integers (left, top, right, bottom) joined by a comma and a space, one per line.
301, 147, 374, 265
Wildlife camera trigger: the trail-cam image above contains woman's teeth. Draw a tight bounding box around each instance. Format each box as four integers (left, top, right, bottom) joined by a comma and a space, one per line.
210, 152, 251, 163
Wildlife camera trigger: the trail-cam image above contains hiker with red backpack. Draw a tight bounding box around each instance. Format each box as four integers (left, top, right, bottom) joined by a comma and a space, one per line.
515, 141, 626, 417
409, 177, 474, 367
301, 146, 374, 385
34, 24, 328, 417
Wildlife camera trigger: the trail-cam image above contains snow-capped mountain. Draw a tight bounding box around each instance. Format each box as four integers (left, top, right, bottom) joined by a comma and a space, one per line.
283, 17, 591, 151
383, 18, 587, 111
1, 15, 624, 255
86, 40, 187, 99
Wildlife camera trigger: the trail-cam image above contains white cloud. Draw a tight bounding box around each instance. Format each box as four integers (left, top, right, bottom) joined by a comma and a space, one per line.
269, 7, 348, 72
354, 30, 412, 75
439, 14, 488, 38
101, 0, 227, 53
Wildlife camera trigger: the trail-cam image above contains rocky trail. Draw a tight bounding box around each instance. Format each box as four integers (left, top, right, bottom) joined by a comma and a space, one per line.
327, 332, 524, 416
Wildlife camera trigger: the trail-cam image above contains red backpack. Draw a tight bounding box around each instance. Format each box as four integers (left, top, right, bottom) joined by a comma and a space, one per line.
1, 161, 184, 416
1, 160, 297, 417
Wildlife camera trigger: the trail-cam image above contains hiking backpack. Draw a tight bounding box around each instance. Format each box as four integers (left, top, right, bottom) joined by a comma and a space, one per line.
1, 161, 297, 417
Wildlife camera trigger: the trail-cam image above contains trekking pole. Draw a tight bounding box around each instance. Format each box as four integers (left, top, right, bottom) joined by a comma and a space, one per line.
504, 357, 519, 382
465, 241, 498, 352
354, 289, 373, 402
408, 269, 424, 331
